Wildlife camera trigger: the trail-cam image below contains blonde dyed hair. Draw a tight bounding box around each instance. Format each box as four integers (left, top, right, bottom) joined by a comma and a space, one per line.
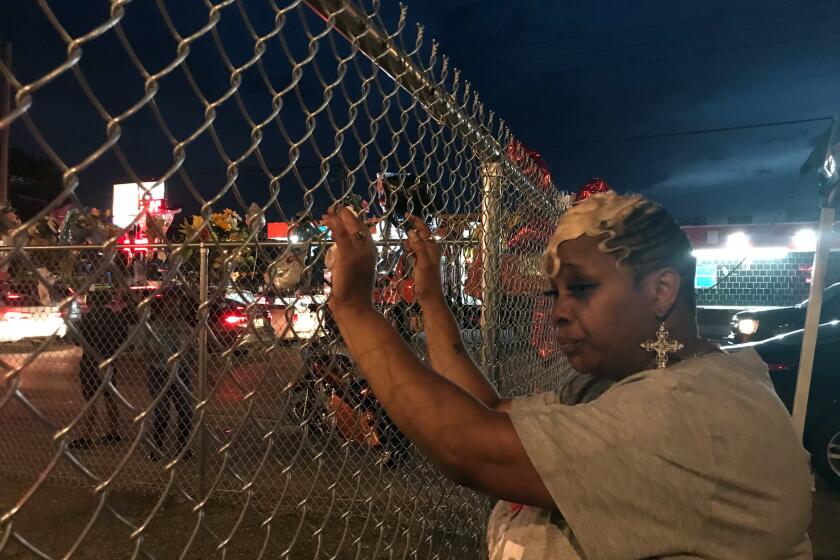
543, 191, 696, 306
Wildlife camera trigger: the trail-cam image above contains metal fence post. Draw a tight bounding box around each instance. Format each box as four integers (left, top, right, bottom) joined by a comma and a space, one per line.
197, 243, 209, 498
480, 162, 503, 385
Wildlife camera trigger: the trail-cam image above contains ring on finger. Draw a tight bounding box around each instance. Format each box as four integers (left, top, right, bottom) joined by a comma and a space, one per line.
353, 230, 366, 240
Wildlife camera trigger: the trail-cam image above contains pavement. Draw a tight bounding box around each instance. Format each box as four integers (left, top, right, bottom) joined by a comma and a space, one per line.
813, 482, 840, 559
0, 340, 488, 558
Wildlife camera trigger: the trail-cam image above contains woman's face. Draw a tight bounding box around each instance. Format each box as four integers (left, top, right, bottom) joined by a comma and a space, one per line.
548, 235, 659, 379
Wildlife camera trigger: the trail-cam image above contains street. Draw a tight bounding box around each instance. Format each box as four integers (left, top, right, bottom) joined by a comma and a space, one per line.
0, 339, 486, 558
0, 340, 311, 494
0, 337, 474, 512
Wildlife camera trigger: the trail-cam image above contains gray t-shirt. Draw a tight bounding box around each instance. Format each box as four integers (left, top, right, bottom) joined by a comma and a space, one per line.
488, 349, 813, 560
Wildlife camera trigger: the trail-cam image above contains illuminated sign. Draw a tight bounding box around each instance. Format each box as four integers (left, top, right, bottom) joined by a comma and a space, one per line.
695, 264, 717, 289
267, 222, 289, 240
117, 232, 149, 254
112, 182, 165, 228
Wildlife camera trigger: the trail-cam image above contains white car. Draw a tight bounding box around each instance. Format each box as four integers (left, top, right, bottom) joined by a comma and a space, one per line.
266, 295, 327, 341
0, 282, 81, 343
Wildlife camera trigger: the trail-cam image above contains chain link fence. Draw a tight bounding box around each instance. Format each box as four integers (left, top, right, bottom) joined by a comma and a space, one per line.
0, 1, 573, 558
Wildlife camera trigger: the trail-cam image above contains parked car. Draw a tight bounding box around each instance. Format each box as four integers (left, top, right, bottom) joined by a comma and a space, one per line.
208, 298, 274, 353
0, 280, 82, 343
264, 294, 327, 341
698, 306, 748, 342
126, 285, 274, 353
726, 321, 840, 490
730, 282, 840, 343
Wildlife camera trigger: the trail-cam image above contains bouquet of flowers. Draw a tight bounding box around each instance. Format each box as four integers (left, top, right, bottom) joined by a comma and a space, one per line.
180, 208, 249, 243
87, 207, 122, 242
179, 208, 255, 281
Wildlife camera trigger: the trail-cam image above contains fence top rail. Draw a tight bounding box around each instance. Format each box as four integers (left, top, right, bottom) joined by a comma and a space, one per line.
303, 0, 560, 212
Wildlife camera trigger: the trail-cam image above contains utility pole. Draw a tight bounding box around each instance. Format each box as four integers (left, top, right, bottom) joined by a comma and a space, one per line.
0, 42, 11, 207
792, 184, 838, 440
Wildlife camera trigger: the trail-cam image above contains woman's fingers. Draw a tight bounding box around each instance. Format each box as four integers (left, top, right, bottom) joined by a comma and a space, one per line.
322, 213, 349, 245
336, 206, 370, 241
405, 214, 438, 258
405, 214, 433, 240
407, 230, 430, 265
405, 227, 424, 253
406, 230, 433, 265
323, 206, 368, 247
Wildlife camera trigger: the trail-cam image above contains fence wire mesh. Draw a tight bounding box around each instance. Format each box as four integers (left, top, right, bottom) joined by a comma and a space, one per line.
0, 1, 574, 558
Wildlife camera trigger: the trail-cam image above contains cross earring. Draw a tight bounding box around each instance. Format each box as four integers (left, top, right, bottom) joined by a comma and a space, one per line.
641, 321, 684, 369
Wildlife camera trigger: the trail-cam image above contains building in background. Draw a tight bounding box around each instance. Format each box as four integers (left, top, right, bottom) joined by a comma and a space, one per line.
686, 221, 840, 308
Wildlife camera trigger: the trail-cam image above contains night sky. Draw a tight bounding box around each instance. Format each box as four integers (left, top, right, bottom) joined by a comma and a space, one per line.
3, 0, 839, 223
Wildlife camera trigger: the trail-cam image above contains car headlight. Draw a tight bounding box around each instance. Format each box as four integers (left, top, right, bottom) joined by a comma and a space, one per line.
737, 318, 759, 335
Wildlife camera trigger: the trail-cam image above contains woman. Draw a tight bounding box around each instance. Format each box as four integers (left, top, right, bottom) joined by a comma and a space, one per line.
321, 190, 813, 559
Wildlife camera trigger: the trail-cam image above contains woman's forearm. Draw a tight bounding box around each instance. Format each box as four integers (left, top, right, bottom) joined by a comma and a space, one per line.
419, 297, 502, 408
332, 305, 496, 478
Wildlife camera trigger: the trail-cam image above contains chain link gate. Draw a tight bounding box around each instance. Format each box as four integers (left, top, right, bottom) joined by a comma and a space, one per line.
0, 1, 574, 558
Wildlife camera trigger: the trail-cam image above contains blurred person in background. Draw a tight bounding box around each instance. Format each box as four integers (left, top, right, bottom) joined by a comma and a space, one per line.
145, 289, 196, 461
70, 289, 132, 449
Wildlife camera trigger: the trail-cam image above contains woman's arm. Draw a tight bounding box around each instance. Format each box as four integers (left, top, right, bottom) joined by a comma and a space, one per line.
406, 217, 510, 411
323, 208, 549, 507
334, 303, 547, 506
418, 297, 512, 412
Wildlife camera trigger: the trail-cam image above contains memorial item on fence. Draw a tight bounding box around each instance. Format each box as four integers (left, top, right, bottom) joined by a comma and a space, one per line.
268, 213, 322, 292
245, 202, 266, 236
0, 206, 21, 243
268, 251, 306, 292
465, 210, 554, 300
465, 251, 547, 300
574, 176, 612, 204
15, 205, 119, 246
375, 172, 441, 229
179, 209, 256, 280
506, 140, 552, 191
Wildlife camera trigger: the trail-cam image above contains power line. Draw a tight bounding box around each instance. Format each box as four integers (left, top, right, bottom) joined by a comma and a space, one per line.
534, 116, 833, 150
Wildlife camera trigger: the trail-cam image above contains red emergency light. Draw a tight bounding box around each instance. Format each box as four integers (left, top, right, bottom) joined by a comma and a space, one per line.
118, 232, 150, 254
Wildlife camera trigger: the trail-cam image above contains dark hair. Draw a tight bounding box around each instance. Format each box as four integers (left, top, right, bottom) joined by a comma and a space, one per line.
604, 202, 697, 311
